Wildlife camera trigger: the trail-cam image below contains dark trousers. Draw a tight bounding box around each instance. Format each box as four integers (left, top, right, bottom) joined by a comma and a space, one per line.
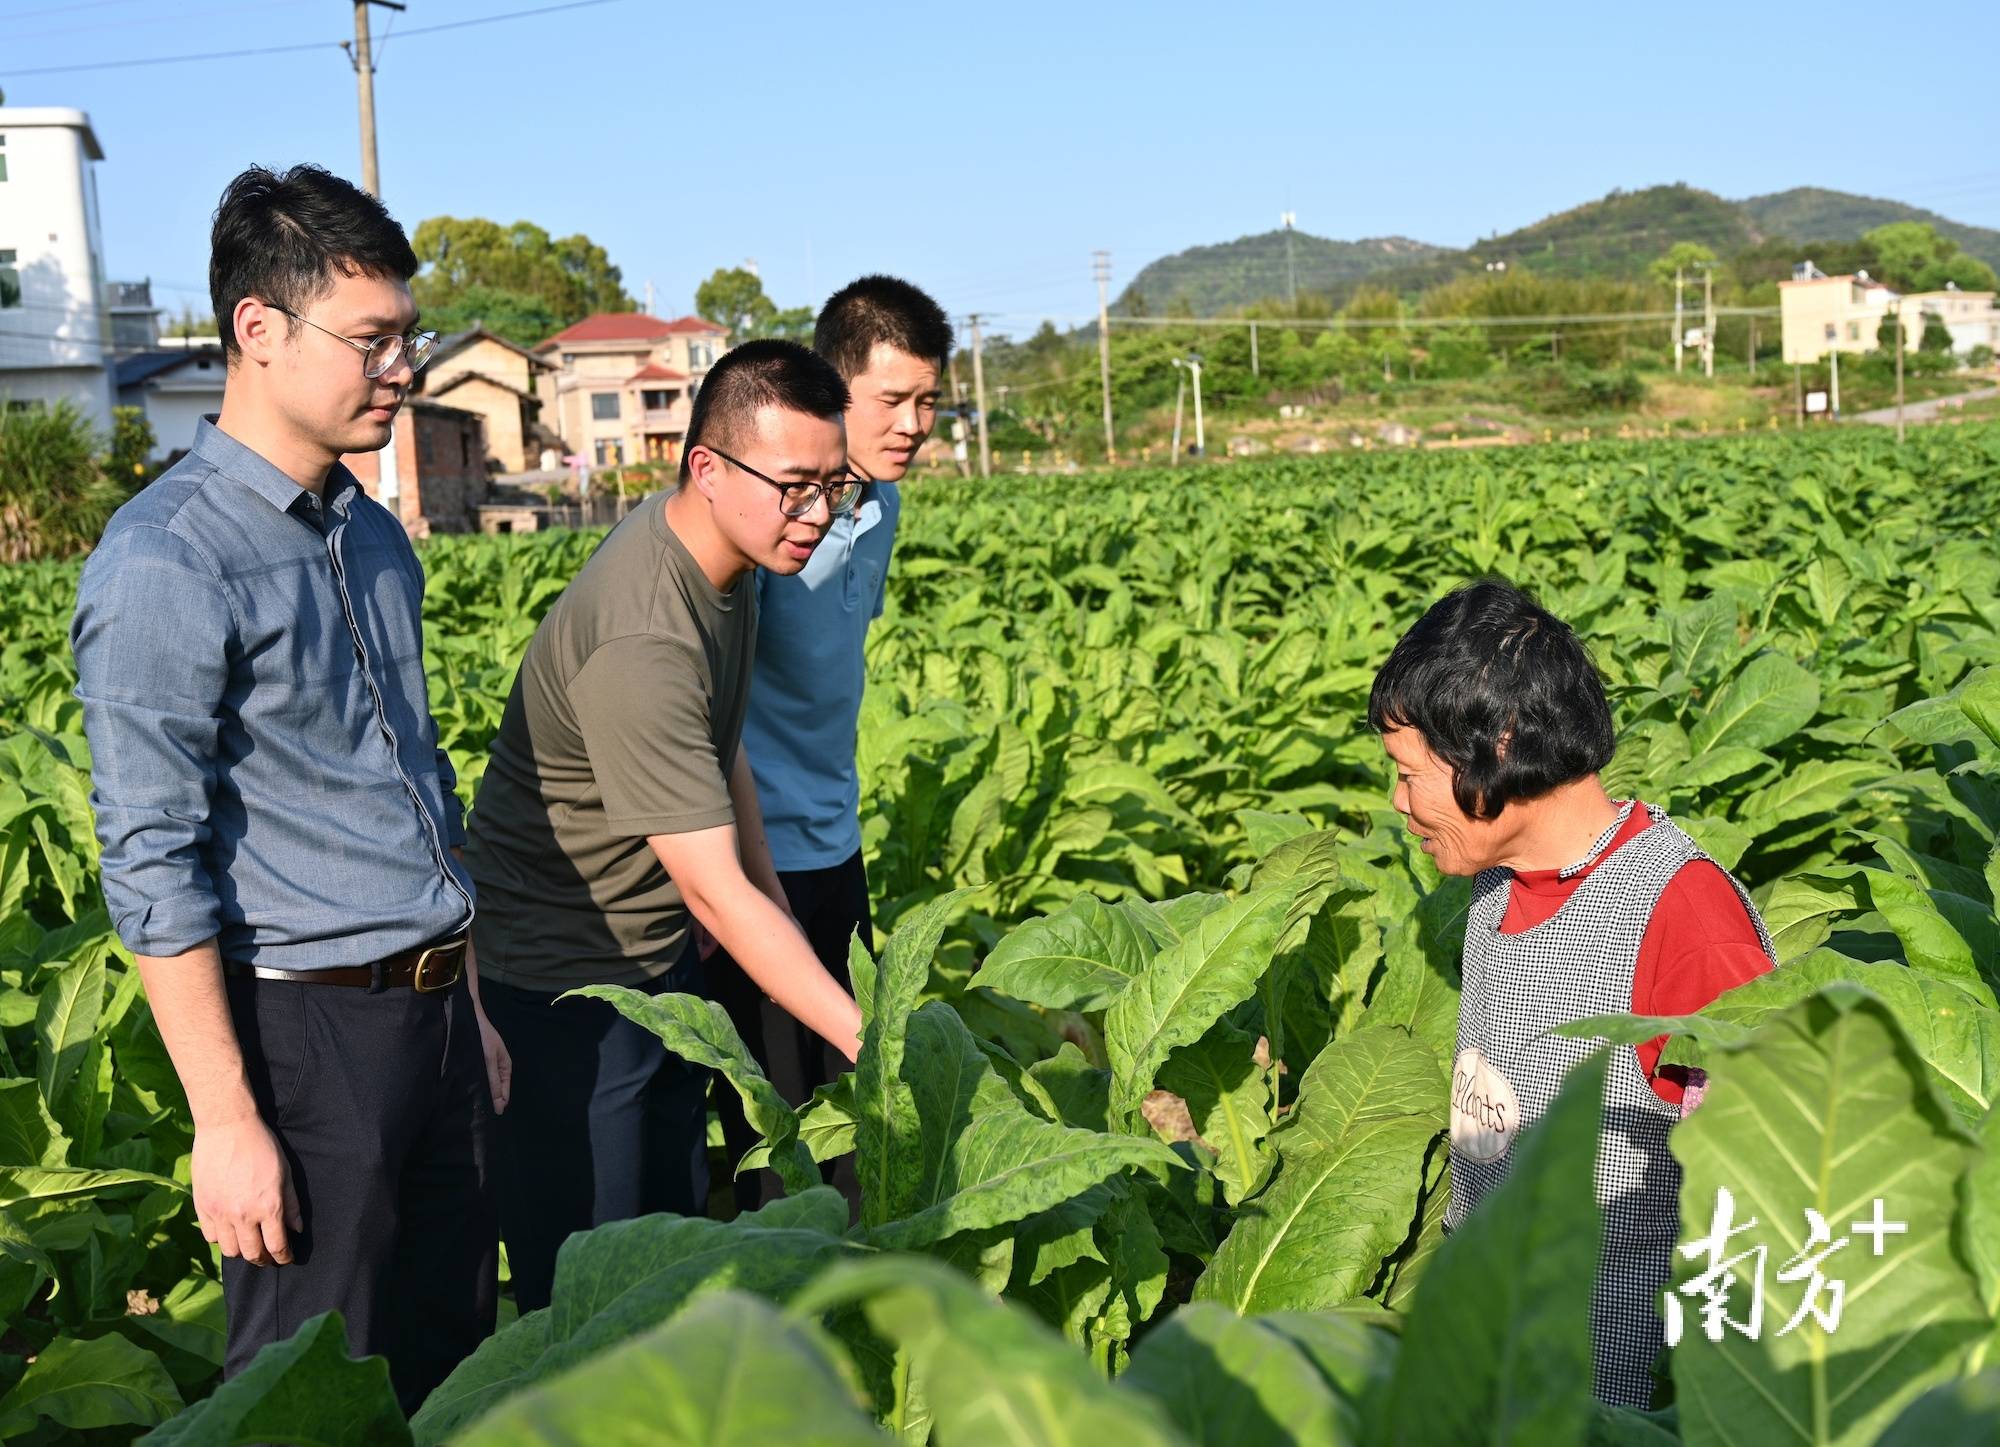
221, 970, 496, 1414
710, 850, 870, 1212
480, 951, 710, 1313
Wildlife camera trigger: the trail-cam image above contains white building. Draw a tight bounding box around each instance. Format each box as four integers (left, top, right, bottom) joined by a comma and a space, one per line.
1902, 285, 2000, 358
0, 108, 114, 426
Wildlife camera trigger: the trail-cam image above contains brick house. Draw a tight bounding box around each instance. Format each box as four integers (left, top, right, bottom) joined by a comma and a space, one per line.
341, 398, 488, 536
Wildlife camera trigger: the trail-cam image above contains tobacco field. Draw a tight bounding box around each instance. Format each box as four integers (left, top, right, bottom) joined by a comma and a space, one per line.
1, 424, 1998, 1444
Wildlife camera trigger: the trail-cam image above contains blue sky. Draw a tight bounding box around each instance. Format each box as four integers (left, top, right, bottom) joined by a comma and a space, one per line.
8, 0, 1998, 339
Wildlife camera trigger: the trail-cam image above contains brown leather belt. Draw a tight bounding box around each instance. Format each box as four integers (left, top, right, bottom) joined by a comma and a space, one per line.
223, 936, 467, 993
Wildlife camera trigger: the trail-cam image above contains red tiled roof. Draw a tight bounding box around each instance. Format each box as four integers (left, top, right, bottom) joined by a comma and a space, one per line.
535, 312, 727, 349
628, 363, 690, 384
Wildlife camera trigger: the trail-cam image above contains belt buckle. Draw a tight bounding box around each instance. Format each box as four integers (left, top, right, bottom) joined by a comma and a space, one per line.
412, 939, 465, 994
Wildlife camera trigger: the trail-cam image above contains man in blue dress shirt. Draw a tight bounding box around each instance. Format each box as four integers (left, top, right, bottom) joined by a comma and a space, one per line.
711, 276, 951, 1203
69, 165, 502, 1410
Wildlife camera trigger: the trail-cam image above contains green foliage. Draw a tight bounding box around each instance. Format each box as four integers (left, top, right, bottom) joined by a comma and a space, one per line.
410, 216, 633, 346
0, 401, 135, 562
1866, 221, 2000, 295
693, 267, 814, 342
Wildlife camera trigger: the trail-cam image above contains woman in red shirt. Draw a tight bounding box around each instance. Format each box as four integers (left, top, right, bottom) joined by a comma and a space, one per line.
1368, 578, 1773, 1410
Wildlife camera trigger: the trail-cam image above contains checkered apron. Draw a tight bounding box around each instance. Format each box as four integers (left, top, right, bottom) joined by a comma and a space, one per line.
1444, 802, 1774, 1408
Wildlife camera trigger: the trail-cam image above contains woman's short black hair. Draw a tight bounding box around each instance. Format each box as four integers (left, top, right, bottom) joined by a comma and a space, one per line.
1368, 578, 1615, 820
680, 339, 850, 482
209, 164, 418, 362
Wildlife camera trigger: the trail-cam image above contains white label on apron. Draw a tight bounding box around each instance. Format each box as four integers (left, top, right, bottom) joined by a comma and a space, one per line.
1451, 1046, 1521, 1163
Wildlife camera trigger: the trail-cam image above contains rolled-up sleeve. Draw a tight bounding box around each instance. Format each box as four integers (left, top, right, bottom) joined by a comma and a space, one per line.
71, 525, 233, 956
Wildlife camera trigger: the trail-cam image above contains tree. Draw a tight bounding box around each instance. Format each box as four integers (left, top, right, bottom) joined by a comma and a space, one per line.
693, 269, 815, 341
695, 268, 775, 337
1919, 310, 1954, 354
1863, 221, 2000, 294
420, 283, 563, 345
1648, 241, 1716, 289
410, 217, 632, 346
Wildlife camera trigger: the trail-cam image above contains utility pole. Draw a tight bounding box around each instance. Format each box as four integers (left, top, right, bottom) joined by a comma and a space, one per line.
1673, 267, 1684, 374
1249, 321, 1259, 378
1748, 319, 1757, 378
1701, 264, 1715, 379
644, 279, 656, 315
1189, 353, 1205, 457
1093, 251, 1116, 463
1894, 301, 1906, 444
345, 0, 404, 519
968, 314, 991, 479
1830, 345, 1841, 419
345, 1, 403, 197
1281, 211, 1298, 311
1793, 363, 1802, 429
946, 354, 970, 478
1170, 363, 1186, 465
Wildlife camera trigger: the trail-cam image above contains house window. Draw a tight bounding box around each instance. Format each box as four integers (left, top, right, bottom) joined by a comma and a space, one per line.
1823, 323, 1836, 342
641, 388, 673, 410
1846, 322, 1860, 341
0, 133, 8, 184
594, 439, 623, 466
591, 392, 619, 421
0, 250, 17, 309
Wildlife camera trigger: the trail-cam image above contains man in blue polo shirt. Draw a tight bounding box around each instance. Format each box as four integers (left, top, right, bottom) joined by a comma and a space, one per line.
711, 276, 952, 1204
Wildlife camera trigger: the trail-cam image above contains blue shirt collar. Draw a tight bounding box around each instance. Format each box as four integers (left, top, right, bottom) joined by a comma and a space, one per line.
191, 416, 361, 523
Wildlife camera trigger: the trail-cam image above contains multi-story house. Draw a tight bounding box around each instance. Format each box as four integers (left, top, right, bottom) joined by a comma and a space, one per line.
533, 312, 729, 467
0, 107, 114, 425
421, 325, 559, 474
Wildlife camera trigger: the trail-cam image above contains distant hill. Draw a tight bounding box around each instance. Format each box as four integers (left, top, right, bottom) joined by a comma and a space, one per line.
1738, 187, 2000, 271
1116, 231, 1451, 316
1114, 183, 2000, 313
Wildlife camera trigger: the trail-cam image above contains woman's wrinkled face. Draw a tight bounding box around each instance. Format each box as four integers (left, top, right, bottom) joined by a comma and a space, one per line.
1380, 726, 1505, 876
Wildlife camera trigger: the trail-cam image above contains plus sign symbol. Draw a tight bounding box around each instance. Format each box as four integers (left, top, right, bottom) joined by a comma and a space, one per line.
1850, 1198, 1908, 1256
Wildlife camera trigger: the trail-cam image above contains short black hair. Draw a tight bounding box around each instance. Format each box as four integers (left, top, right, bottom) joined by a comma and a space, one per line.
209, 164, 418, 362
813, 274, 954, 380
1368, 579, 1615, 820
680, 339, 850, 482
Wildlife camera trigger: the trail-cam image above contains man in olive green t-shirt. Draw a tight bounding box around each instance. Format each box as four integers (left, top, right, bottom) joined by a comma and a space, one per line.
467, 340, 866, 1310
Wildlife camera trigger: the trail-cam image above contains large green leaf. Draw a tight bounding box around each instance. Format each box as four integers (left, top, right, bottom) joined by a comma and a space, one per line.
1861, 869, 1998, 1006
0, 1162, 177, 1207
1195, 1027, 1441, 1315
456, 1292, 883, 1446
972, 893, 1155, 1011
1119, 1302, 1397, 1446
1689, 653, 1821, 755
141, 1312, 402, 1446
1376, 1052, 1607, 1446
1877, 1371, 2000, 1446
857, 890, 971, 1228
33, 951, 104, 1138
1756, 873, 1870, 963
794, 1256, 1189, 1446
869, 1004, 1182, 1250
415, 1191, 853, 1443
1671, 990, 1992, 1447
0, 1076, 69, 1166
562, 986, 816, 1195
128, 1276, 228, 1368
1105, 882, 1304, 1122
1154, 1024, 1274, 1206
0, 1331, 182, 1437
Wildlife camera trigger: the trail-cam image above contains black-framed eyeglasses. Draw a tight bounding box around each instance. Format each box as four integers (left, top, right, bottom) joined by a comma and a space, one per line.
700, 445, 864, 518
266, 303, 438, 380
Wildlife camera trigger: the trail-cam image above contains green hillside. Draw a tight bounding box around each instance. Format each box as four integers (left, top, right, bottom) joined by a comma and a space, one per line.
1115, 182, 2000, 313
1739, 187, 2000, 271
1115, 230, 1451, 316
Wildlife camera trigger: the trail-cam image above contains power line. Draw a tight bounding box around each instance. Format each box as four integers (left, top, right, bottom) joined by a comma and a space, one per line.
2, 0, 620, 77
